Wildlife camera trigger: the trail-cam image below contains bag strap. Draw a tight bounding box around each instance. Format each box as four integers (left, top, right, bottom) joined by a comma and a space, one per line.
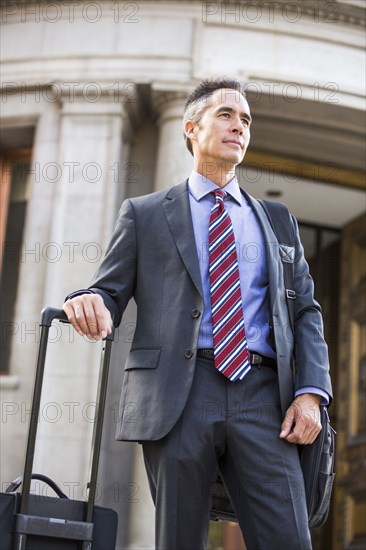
6, 473, 68, 498
258, 200, 295, 333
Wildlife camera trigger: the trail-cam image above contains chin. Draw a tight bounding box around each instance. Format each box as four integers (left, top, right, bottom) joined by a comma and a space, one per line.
226, 154, 243, 165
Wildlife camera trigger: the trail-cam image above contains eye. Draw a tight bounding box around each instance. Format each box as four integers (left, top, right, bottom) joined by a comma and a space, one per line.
241, 118, 250, 127
220, 112, 230, 118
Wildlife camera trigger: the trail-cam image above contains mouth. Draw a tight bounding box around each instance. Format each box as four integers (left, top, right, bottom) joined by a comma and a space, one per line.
224, 140, 243, 149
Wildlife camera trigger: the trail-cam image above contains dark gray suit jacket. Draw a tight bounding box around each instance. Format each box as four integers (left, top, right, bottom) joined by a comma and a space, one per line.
89, 181, 332, 441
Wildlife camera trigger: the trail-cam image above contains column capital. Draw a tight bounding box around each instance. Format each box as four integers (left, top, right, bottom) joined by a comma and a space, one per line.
47, 81, 140, 116
151, 84, 192, 125
152, 85, 193, 191
50, 81, 142, 143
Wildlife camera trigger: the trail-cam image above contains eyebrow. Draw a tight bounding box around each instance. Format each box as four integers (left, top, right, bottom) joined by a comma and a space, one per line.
215, 105, 252, 124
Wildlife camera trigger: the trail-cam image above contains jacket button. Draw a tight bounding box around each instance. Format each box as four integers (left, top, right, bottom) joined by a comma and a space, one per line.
191, 309, 201, 319
184, 349, 193, 359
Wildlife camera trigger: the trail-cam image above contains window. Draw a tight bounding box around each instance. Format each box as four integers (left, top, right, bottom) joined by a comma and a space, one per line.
0, 151, 31, 374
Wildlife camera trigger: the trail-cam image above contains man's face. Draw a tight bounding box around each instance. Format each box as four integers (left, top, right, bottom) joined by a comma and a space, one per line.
187, 88, 252, 169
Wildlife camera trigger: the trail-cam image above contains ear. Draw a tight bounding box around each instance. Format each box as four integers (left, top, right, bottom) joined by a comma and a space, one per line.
184, 120, 197, 143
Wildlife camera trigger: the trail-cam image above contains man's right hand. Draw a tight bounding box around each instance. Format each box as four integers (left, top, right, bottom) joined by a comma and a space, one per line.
62, 293, 113, 340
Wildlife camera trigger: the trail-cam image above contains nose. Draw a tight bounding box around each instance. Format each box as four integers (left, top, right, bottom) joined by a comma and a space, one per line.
232, 116, 244, 135
232, 125, 243, 136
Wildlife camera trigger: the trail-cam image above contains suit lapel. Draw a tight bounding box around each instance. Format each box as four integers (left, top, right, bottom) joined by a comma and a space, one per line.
163, 181, 203, 298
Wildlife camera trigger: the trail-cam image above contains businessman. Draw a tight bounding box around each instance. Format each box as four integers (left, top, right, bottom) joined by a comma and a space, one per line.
63, 78, 332, 549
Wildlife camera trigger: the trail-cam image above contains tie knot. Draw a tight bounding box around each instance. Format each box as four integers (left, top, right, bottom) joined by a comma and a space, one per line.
212, 189, 226, 203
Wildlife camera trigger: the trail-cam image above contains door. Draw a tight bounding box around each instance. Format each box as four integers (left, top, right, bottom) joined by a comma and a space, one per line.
333, 214, 366, 549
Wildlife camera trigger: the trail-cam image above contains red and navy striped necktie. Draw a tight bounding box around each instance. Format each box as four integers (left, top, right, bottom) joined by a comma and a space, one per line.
209, 189, 251, 381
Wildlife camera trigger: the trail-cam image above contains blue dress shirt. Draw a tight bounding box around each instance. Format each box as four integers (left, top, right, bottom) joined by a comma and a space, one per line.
188, 170, 275, 358
188, 170, 328, 403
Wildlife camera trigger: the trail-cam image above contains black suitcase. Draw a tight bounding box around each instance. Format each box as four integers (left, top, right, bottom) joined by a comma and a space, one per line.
0, 307, 118, 549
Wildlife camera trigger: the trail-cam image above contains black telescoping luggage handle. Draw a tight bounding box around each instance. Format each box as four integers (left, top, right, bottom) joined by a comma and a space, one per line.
19, 307, 115, 526
40, 306, 114, 340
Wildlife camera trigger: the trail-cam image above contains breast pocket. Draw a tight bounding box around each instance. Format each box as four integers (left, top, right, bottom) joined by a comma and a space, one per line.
124, 348, 161, 371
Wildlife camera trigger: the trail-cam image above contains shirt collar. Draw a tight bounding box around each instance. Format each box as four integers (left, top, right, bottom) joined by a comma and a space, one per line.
188, 170, 242, 206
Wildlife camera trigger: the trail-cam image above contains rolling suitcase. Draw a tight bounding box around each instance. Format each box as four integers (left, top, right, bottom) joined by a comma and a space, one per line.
0, 307, 118, 549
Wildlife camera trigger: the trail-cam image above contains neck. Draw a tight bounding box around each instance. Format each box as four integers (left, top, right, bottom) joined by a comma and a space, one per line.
194, 160, 236, 187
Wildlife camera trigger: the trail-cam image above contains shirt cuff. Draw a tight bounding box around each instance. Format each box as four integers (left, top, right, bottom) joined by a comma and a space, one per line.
295, 386, 330, 406
64, 289, 95, 302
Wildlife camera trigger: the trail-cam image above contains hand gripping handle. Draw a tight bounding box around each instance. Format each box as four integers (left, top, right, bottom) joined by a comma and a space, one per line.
41, 306, 115, 340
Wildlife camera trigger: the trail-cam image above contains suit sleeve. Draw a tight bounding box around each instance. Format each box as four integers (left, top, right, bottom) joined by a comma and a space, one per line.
88, 199, 137, 326
291, 214, 333, 400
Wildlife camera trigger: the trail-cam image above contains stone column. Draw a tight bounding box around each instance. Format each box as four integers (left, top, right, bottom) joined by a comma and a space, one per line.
153, 89, 192, 191
31, 87, 124, 482
124, 87, 194, 549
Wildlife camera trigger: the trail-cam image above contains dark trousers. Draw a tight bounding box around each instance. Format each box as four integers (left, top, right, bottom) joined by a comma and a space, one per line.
142, 357, 312, 550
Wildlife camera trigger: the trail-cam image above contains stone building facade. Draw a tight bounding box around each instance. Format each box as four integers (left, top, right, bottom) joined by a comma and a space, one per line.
1, 1, 365, 548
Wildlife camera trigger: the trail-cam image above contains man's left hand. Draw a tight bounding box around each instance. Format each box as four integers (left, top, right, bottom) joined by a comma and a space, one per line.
280, 393, 322, 445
